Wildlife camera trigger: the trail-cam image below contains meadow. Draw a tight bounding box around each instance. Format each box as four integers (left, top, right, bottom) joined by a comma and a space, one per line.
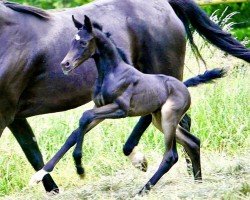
0, 12, 249, 200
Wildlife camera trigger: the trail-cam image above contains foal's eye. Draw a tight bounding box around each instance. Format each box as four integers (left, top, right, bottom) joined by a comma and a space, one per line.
80, 41, 87, 47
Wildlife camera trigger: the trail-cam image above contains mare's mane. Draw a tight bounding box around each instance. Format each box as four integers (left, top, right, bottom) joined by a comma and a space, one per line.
92, 21, 130, 64
3, 1, 50, 20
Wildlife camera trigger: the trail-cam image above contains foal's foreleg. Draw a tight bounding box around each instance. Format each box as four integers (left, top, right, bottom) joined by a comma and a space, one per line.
29, 128, 80, 185
73, 103, 128, 177
73, 118, 103, 177
123, 115, 152, 172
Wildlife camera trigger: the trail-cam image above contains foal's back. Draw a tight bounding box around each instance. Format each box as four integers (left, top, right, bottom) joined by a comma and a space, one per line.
120, 63, 190, 117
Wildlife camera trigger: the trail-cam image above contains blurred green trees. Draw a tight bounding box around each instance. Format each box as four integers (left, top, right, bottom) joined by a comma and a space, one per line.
11, 0, 93, 9
203, 3, 250, 40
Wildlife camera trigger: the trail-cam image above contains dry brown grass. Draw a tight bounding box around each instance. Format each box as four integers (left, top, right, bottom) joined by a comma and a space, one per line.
1, 151, 249, 200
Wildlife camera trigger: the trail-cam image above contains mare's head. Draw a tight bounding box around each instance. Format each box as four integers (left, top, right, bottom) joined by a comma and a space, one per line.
61, 15, 96, 75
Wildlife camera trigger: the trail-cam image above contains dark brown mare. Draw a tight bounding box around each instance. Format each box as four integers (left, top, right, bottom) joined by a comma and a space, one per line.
0, 0, 249, 193
30, 15, 226, 194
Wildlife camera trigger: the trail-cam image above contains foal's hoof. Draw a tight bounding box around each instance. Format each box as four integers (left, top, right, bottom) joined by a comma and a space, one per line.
137, 183, 152, 196
128, 147, 148, 172
194, 177, 202, 184
29, 169, 49, 186
76, 166, 85, 179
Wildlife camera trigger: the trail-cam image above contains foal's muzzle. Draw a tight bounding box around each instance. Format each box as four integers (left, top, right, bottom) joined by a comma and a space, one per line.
61, 60, 73, 75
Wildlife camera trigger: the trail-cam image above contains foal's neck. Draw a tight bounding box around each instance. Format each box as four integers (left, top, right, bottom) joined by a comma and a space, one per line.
92, 31, 122, 78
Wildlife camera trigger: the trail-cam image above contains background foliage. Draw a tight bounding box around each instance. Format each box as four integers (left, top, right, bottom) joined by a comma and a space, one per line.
11, 0, 92, 9
202, 3, 250, 40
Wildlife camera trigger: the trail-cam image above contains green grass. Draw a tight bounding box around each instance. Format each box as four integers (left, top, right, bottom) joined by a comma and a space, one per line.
0, 55, 249, 199
0, 10, 250, 200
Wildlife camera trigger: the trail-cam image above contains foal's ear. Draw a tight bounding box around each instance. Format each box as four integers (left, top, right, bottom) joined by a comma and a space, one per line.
84, 15, 93, 33
72, 15, 83, 30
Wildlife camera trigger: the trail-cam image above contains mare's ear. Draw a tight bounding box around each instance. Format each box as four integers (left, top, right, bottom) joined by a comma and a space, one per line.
84, 15, 93, 33
72, 15, 83, 30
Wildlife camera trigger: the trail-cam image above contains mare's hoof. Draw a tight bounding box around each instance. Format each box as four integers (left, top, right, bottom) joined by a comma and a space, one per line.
29, 169, 49, 186
128, 147, 148, 172
134, 156, 148, 172
76, 166, 85, 179
46, 188, 60, 196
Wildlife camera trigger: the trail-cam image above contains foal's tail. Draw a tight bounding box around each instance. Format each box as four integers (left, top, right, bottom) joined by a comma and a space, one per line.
183, 68, 226, 88
169, 0, 250, 63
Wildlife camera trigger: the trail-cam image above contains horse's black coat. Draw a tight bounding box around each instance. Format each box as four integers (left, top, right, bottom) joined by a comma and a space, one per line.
0, 0, 249, 193
37, 16, 225, 194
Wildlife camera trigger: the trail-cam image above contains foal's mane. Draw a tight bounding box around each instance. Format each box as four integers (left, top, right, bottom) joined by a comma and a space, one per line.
92, 22, 130, 64
4, 1, 50, 20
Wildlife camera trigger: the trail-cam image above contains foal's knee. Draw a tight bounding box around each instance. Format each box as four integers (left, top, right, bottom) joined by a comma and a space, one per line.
79, 110, 95, 128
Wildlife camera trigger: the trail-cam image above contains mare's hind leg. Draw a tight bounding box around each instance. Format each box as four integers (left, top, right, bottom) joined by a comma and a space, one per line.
176, 125, 202, 181
123, 115, 152, 172
8, 118, 59, 193
179, 114, 194, 175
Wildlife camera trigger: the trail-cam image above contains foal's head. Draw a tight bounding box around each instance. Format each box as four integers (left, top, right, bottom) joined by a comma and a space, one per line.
61, 15, 96, 75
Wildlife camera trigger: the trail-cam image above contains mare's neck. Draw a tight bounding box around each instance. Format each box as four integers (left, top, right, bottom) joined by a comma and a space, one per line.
92, 31, 122, 79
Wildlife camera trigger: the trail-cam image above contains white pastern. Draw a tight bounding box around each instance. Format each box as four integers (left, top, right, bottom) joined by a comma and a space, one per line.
29, 169, 49, 186
128, 146, 147, 170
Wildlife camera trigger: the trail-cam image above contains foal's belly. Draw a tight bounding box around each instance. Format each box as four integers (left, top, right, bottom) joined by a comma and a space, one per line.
128, 89, 167, 117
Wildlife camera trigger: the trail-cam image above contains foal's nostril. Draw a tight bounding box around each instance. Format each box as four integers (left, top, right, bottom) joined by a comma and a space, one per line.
65, 62, 70, 68
61, 61, 71, 69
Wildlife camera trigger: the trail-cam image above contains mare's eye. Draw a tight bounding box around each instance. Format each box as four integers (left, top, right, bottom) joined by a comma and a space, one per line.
80, 41, 87, 47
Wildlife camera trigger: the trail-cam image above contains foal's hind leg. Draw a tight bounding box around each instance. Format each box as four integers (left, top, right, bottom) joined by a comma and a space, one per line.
123, 115, 152, 172
176, 126, 202, 181
179, 114, 195, 175
139, 99, 188, 195
8, 119, 59, 193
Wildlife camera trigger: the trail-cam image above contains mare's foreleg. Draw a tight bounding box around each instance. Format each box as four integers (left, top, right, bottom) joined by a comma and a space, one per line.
123, 115, 152, 172
8, 118, 59, 193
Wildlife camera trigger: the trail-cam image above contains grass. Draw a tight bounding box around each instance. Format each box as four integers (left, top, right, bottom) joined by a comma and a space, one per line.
0, 11, 250, 200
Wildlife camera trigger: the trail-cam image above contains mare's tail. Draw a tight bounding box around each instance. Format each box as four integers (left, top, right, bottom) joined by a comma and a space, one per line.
169, 0, 250, 63
184, 68, 226, 88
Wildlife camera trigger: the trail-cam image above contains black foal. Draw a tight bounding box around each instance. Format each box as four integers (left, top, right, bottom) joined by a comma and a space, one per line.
30, 15, 225, 194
